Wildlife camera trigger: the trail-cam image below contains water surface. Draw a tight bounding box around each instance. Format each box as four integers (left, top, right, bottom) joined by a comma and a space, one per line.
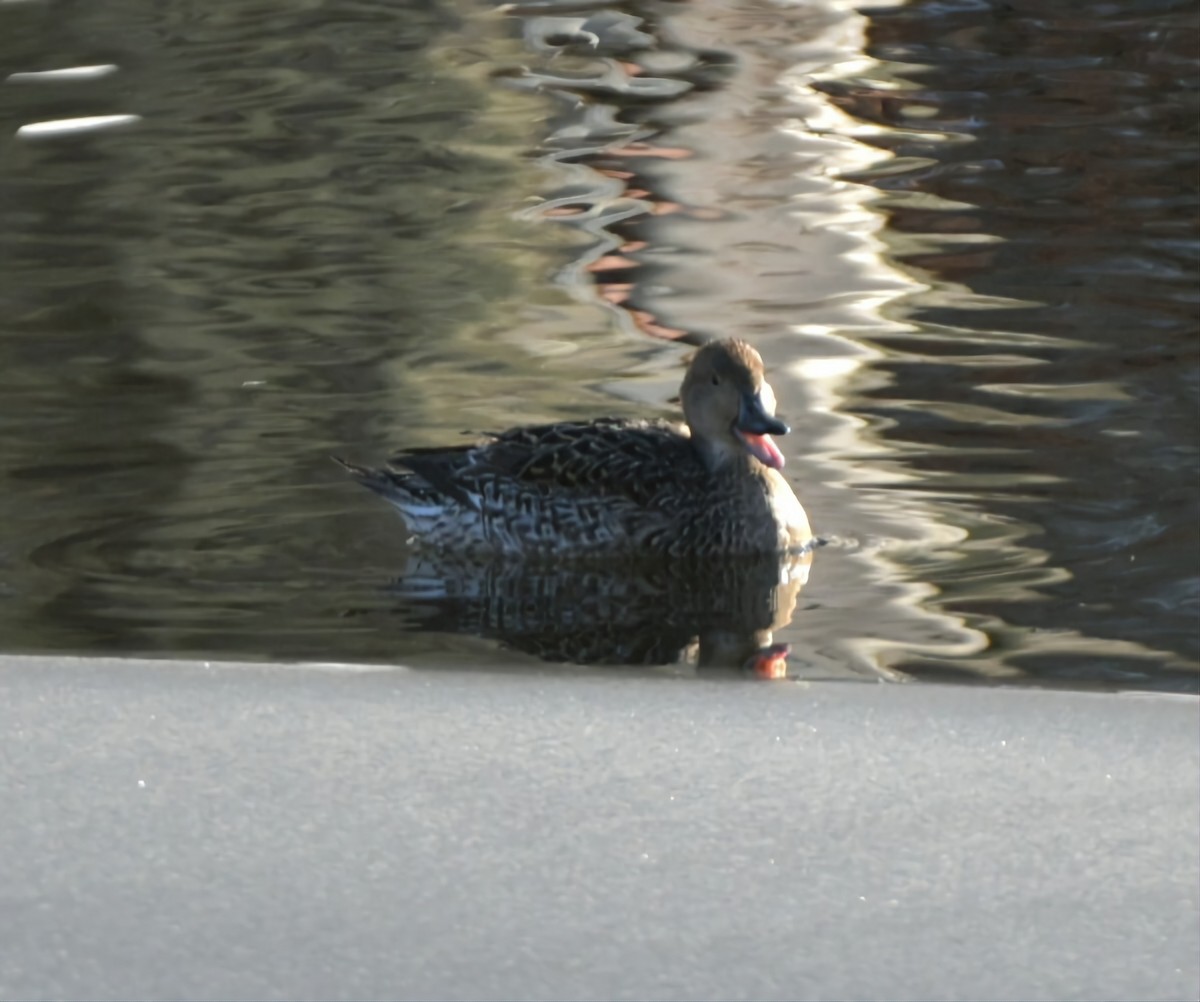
0, 0, 1195, 690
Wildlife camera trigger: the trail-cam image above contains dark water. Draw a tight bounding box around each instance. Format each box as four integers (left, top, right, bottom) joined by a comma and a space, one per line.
0, 0, 1196, 690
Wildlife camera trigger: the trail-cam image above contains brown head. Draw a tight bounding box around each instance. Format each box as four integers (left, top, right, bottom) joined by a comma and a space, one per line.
680, 338, 789, 473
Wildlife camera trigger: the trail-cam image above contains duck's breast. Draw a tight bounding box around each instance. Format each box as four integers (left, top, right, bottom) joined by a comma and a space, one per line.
763, 469, 811, 547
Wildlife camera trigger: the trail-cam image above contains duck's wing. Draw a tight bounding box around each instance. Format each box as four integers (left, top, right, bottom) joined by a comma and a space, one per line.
394, 418, 696, 508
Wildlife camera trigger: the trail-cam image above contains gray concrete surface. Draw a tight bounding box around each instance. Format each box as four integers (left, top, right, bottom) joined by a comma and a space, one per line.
1, 654, 1197, 1002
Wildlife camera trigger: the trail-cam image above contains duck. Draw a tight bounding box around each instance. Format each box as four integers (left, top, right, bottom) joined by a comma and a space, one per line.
337, 338, 812, 557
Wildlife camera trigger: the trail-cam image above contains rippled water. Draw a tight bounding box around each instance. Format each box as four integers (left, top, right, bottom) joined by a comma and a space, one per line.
0, 0, 1195, 690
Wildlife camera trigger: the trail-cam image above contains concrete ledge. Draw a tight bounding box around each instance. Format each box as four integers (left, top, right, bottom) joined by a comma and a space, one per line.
2, 655, 1197, 1001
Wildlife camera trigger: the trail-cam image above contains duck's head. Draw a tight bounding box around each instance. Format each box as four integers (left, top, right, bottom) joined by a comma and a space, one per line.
681, 338, 789, 472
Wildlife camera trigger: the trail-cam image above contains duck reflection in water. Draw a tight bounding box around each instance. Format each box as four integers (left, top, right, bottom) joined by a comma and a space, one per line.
339, 338, 816, 676
387, 549, 813, 679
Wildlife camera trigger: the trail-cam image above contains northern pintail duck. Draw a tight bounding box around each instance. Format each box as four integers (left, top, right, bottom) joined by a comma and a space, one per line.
338, 338, 812, 556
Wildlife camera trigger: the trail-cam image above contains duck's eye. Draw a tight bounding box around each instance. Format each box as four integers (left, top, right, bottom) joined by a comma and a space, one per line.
711, 375, 721, 386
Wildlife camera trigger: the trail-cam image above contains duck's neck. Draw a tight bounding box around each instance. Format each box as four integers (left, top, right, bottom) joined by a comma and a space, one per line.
692, 436, 755, 476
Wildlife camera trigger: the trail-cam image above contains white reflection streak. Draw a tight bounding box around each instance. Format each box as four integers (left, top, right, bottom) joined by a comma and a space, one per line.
16, 115, 141, 139
777, 0, 988, 662
7, 65, 118, 83
6, 63, 133, 140
778, 3, 921, 466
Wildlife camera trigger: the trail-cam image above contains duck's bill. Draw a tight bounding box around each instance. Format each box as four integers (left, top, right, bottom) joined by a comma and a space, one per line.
736, 392, 788, 469
735, 429, 785, 469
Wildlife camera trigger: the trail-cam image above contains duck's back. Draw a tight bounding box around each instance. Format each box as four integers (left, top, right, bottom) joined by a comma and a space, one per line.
477, 418, 696, 501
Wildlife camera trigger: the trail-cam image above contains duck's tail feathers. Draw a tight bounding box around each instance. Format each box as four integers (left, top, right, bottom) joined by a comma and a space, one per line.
332, 455, 401, 498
